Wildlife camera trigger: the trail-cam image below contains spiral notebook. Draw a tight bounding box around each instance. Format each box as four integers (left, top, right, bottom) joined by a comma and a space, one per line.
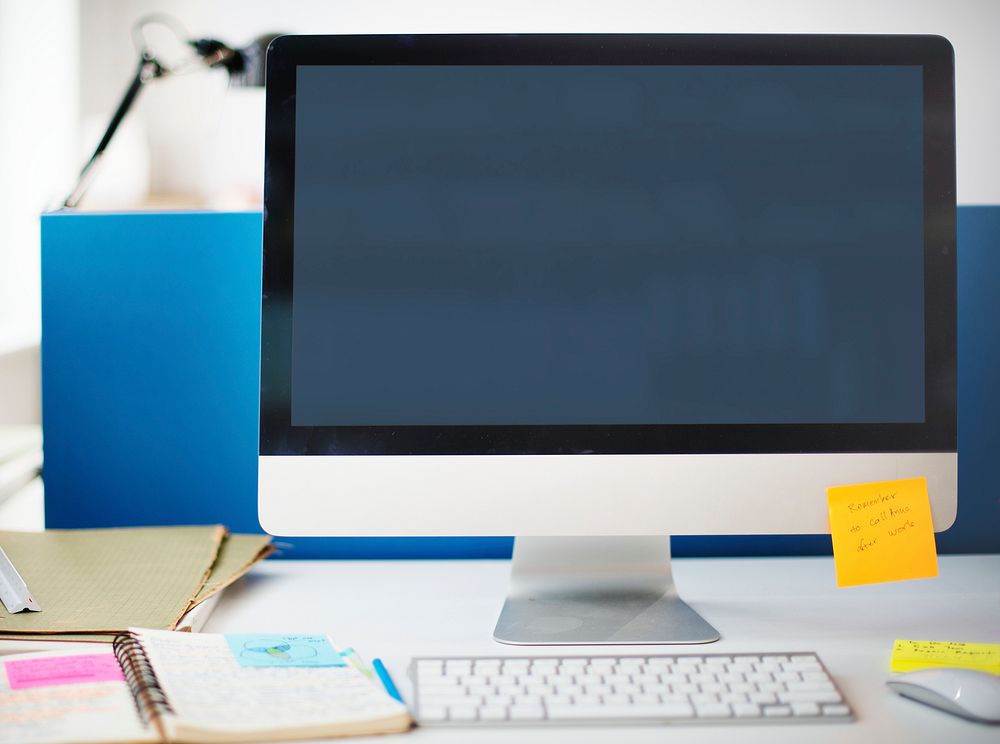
0, 628, 411, 743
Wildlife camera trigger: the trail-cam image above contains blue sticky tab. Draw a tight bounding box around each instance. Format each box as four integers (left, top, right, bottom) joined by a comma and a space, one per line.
225, 635, 346, 668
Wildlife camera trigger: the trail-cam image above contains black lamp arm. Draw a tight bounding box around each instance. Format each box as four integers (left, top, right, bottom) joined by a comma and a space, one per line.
62, 54, 167, 209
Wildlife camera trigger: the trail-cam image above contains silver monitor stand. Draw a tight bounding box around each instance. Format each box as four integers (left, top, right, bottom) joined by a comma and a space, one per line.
493, 536, 720, 645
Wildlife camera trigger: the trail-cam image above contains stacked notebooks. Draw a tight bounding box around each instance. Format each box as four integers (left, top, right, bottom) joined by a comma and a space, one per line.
0, 526, 273, 643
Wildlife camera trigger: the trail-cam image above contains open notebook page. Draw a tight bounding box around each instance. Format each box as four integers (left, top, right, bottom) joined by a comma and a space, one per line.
132, 628, 410, 741
0, 649, 156, 744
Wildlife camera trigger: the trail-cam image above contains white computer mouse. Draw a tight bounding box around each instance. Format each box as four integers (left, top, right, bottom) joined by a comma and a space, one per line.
887, 668, 1000, 723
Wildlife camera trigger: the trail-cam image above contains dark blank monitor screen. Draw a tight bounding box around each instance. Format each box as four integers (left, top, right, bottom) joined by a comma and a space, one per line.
290, 65, 924, 426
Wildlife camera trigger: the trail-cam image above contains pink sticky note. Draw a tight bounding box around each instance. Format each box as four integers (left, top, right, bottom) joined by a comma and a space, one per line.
4, 653, 124, 690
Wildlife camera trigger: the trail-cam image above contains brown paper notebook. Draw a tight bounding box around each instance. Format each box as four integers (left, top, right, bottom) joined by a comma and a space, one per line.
0, 526, 225, 635
0, 530, 273, 643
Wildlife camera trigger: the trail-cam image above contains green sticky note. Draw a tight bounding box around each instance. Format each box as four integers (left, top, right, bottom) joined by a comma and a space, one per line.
226, 634, 346, 668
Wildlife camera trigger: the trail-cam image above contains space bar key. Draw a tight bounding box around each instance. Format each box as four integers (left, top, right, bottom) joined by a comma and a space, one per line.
546, 703, 695, 720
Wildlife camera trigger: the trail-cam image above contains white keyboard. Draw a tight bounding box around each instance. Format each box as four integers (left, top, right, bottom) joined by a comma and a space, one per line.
409, 652, 853, 725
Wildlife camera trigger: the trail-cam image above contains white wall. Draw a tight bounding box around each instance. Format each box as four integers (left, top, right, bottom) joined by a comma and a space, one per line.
78, 0, 1000, 205
0, 1, 78, 351
0, 1, 77, 424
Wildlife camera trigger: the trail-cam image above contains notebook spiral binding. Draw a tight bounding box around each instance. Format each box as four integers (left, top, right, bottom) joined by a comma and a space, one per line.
113, 634, 175, 726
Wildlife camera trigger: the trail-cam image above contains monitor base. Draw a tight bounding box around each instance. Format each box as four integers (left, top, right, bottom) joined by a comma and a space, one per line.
493, 536, 720, 645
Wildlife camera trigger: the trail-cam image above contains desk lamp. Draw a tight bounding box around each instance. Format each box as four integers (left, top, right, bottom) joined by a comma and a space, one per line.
63, 15, 279, 209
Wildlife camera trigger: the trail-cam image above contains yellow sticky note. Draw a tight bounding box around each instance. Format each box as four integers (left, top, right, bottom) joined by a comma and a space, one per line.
891, 639, 1000, 675
827, 477, 938, 587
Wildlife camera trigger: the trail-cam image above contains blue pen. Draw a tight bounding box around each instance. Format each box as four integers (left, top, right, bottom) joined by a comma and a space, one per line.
372, 658, 404, 703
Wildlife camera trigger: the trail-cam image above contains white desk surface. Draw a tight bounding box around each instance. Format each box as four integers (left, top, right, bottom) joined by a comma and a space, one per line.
201, 553, 1000, 743
2, 487, 997, 741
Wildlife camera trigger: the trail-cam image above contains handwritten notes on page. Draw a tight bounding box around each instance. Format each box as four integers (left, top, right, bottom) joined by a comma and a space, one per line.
0, 650, 155, 744
827, 477, 938, 587
892, 640, 1000, 675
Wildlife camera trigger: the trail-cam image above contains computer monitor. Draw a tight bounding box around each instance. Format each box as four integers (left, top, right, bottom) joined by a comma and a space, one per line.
259, 34, 956, 645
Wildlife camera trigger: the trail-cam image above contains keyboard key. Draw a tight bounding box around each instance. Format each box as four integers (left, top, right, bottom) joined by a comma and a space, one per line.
732, 703, 762, 718
803, 671, 834, 682
785, 662, 822, 673
786, 680, 835, 693
641, 682, 670, 694
695, 702, 732, 718
448, 705, 478, 721
478, 706, 507, 721
691, 693, 719, 704
778, 691, 843, 704
763, 705, 793, 717
508, 705, 545, 721
633, 693, 661, 704
720, 692, 748, 705
791, 702, 821, 716
524, 683, 552, 696
662, 694, 690, 705
420, 677, 463, 689
504, 659, 530, 669
823, 704, 852, 717
548, 703, 694, 720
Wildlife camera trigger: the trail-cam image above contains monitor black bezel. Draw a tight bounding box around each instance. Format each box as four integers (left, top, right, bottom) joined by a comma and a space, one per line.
260, 33, 956, 456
